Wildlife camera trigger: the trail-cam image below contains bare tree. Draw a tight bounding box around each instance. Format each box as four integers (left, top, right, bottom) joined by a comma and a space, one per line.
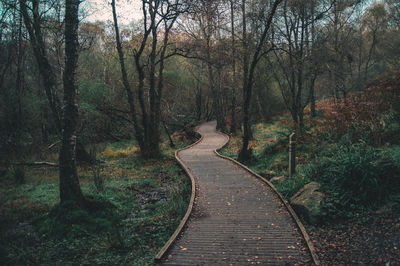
272, 0, 322, 130
20, 0, 63, 132
238, 0, 282, 162
112, 0, 183, 158
19, 0, 93, 163
229, 0, 240, 134
59, 0, 84, 204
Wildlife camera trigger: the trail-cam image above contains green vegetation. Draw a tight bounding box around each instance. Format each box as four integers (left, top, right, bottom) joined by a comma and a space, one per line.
0, 136, 192, 265
222, 76, 400, 224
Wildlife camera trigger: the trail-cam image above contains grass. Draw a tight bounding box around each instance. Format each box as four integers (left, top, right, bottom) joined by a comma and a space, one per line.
0, 134, 193, 265
221, 119, 292, 176
220, 119, 309, 201
221, 106, 400, 222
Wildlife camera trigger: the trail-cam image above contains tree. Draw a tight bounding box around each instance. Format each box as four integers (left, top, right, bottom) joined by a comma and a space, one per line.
178, 0, 230, 131
229, 0, 240, 134
386, 0, 400, 28
19, 0, 63, 132
272, 0, 323, 130
112, 0, 184, 158
361, 3, 388, 82
59, 0, 84, 204
19, 0, 93, 163
238, 0, 282, 162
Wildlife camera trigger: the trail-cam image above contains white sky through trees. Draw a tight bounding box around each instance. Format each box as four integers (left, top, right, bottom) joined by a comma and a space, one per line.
83, 0, 143, 24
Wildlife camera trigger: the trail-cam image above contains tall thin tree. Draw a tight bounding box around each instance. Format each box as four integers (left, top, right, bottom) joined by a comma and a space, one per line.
238, 0, 282, 162
59, 0, 84, 204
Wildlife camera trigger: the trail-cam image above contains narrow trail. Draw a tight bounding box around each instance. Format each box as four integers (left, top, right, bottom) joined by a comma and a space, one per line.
161, 121, 314, 265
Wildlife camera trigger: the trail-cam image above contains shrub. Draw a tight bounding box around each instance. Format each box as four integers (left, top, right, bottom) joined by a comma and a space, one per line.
36, 199, 122, 242
7, 165, 25, 184
314, 69, 400, 145
275, 174, 311, 200
300, 137, 400, 220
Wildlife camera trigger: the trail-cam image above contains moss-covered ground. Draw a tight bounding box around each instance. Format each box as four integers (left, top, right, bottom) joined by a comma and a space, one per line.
0, 135, 193, 265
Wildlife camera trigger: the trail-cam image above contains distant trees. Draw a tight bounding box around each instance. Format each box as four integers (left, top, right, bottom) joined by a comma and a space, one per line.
271, 0, 324, 130
178, 0, 231, 132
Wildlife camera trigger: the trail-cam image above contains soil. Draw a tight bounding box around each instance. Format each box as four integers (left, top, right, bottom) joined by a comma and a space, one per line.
309, 212, 400, 265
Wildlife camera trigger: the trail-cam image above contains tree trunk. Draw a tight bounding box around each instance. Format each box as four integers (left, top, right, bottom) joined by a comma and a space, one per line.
59, 0, 84, 204
238, 0, 252, 162
20, 0, 93, 164
111, 0, 145, 153
230, 0, 237, 135
196, 84, 202, 121
310, 82, 316, 117
238, 0, 281, 162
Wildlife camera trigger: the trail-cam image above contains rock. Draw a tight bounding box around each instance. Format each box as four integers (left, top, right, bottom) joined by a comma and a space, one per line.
270, 175, 286, 184
290, 182, 325, 225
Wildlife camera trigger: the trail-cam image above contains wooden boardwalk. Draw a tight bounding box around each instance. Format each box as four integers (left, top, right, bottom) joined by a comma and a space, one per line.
161, 121, 314, 265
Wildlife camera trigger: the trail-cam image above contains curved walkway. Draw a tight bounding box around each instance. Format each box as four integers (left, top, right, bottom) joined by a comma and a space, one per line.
162, 121, 313, 265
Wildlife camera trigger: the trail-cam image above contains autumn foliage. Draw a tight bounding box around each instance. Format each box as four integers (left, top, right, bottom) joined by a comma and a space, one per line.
314, 69, 400, 145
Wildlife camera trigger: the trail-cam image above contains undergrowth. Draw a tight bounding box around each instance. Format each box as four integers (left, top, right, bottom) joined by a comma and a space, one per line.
0, 135, 192, 265
221, 71, 400, 224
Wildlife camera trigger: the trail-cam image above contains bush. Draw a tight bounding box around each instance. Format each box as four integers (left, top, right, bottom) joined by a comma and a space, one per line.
7, 165, 25, 184
300, 137, 400, 220
275, 174, 311, 200
36, 199, 122, 242
92, 164, 105, 192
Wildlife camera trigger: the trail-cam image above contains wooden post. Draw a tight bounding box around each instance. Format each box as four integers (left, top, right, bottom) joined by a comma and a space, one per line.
289, 133, 296, 176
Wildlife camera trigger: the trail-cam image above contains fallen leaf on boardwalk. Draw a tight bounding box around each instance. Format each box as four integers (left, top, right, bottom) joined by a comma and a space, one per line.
288, 245, 296, 249
181, 248, 188, 251
257, 237, 262, 240
227, 202, 231, 206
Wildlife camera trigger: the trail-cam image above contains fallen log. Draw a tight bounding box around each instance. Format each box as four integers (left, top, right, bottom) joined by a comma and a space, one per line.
2, 162, 58, 167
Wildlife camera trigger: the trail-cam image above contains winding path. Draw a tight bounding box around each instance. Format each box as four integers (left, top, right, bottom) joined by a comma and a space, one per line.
161, 121, 315, 265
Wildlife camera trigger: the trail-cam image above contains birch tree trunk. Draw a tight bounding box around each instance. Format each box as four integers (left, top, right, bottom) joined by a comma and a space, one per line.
59, 0, 84, 204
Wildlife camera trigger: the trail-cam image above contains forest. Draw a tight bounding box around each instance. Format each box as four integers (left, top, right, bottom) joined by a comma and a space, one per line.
0, 0, 399, 265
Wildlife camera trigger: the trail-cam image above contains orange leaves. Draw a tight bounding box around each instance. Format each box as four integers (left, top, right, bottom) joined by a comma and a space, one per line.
310, 70, 400, 146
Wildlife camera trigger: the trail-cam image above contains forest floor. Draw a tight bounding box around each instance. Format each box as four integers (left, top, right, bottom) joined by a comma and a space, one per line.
0, 131, 194, 265
221, 109, 400, 265
309, 212, 400, 265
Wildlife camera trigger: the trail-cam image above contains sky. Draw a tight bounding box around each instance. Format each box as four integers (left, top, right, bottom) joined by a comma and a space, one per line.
82, 0, 143, 24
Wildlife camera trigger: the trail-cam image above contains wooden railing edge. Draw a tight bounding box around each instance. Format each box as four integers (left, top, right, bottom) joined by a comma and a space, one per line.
154, 133, 204, 263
